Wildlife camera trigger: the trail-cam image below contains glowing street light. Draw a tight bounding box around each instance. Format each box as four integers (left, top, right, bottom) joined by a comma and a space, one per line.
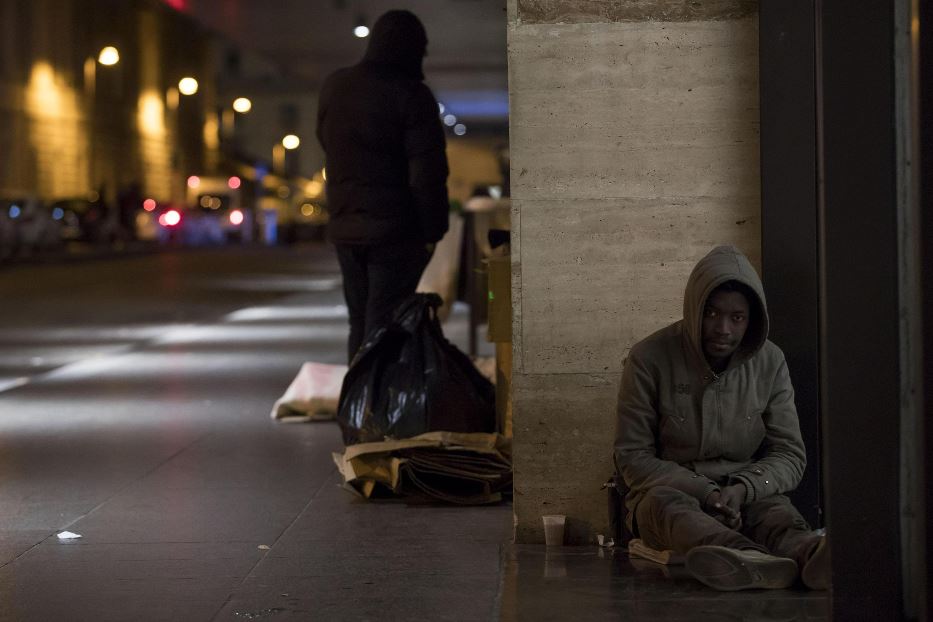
282, 134, 300, 150
178, 77, 198, 96
354, 25, 370, 38
232, 97, 252, 113
98, 46, 120, 66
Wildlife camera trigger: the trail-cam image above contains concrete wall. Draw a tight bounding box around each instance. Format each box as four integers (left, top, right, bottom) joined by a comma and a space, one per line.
508, 0, 762, 543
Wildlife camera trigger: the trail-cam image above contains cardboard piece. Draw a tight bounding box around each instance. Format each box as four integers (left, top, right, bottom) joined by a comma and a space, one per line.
495, 344, 512, 437
333, 431, 512, 505
485, 254, 511, 344
627, 538, 685, 565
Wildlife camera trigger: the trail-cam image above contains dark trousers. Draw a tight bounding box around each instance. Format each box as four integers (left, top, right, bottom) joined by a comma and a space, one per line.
335, 241, 431, 363
634, 486, 820, 568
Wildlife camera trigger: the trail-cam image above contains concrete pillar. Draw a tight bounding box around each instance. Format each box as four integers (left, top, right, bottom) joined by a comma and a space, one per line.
508, 0, 761, 542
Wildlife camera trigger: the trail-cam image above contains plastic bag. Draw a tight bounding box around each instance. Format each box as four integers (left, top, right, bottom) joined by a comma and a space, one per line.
337, 293, 496, 445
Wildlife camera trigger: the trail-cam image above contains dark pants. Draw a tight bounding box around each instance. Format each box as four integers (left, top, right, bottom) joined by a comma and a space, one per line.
335, 241, 431, 363
634, 486, 820, 568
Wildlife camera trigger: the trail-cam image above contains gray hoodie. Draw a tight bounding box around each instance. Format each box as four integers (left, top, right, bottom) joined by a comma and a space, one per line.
613, 246, 806, 528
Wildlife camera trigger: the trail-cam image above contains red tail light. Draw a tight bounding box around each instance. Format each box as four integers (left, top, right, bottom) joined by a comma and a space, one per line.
159, 209, 182, 227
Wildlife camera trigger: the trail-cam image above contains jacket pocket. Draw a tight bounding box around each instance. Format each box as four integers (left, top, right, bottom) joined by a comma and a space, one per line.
659, 406, 694, 454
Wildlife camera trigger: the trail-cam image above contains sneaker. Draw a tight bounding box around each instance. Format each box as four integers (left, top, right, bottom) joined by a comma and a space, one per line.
801, 536, 830, 590
686, 545, 798, 591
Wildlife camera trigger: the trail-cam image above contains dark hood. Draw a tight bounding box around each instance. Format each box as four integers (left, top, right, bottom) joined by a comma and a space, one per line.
682, 245, 769, 371
361, 10, 427, 81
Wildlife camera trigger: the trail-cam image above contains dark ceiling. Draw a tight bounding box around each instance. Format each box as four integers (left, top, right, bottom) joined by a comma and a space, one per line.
169, 0, 509, 121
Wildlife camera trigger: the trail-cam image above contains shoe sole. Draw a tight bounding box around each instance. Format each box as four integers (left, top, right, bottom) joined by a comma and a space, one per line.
686, 546, 798, 591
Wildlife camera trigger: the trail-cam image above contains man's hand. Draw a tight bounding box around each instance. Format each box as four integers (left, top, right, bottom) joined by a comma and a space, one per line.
704, 484, 746, 530
719, 483, 746, 514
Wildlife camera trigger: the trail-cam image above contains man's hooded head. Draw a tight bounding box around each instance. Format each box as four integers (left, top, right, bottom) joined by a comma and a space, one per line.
682, 246, 768, 372
362, 10, 428, 80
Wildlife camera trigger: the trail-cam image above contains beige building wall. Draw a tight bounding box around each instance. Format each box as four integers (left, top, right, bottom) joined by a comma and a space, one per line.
0, 0, 214, 205
508, 0, 762, 542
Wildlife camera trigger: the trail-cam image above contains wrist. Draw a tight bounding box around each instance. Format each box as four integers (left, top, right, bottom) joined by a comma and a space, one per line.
736, 482, 749, 503
703, 488, 722, 509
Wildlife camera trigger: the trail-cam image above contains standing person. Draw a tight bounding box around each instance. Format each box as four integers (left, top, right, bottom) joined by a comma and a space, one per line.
316, 10, 450, 363
614, 245, 829, 591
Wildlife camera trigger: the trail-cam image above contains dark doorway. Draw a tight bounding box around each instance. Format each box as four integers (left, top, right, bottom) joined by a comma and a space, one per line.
760, 1, 929, 618
758, 0, 821, 529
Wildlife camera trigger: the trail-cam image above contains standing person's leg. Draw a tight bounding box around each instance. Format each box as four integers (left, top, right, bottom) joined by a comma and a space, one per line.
363, 240, 431, 338
335, 244, 369, 363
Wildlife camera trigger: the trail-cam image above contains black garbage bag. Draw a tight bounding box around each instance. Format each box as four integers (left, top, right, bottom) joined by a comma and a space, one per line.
337, 293, 496, 445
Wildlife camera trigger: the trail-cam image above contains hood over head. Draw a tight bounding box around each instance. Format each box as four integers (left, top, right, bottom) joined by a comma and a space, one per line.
682, 245, 769, 370
362, 10, 427, 80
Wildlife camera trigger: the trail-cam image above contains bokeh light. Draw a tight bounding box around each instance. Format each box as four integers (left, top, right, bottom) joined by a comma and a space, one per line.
232, 97, 252, 113
98, 46, 120, 66
178, 77, 198, 96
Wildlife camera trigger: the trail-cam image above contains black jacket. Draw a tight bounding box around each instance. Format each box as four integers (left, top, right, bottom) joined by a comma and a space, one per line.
316, 11, 450, 244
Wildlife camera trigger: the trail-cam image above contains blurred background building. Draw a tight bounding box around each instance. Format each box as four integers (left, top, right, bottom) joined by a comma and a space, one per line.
0, 0, 509, 245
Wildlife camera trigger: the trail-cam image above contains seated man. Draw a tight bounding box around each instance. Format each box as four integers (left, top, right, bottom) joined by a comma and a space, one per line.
613, 245, 829, 591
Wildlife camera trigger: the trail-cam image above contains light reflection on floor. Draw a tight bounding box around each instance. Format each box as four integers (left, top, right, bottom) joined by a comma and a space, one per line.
0, 295, 351, 399
200, 276, 343, 293
224, 305, 348, 322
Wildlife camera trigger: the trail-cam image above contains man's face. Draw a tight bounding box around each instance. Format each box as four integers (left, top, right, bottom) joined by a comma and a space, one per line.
701, 289, 750, 368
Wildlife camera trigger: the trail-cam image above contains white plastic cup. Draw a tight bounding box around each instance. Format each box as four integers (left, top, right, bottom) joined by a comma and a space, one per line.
542, 514, 566, 546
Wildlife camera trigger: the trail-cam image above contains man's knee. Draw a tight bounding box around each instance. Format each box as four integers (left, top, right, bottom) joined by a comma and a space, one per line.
745, 494, 810, 530
637, 486, 700, 519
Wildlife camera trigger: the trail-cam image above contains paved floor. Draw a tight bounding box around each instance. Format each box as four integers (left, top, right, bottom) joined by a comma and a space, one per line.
0, 244, 829, 621
501, 547, 828, 621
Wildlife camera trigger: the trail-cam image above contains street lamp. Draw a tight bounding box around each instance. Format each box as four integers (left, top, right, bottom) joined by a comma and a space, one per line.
233, 97, 252, 113
178, 77, 198, 96
97, 46, 120, 66
282, 134, 300, 150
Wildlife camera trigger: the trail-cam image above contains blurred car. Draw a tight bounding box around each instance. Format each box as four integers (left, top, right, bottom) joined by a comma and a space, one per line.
143, 202, 251, 247
186, 193, 252, 245
50, 197, 120, 245
132, 201, 184, 244
181, 176, 252, 245
0, 196, 62, 258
